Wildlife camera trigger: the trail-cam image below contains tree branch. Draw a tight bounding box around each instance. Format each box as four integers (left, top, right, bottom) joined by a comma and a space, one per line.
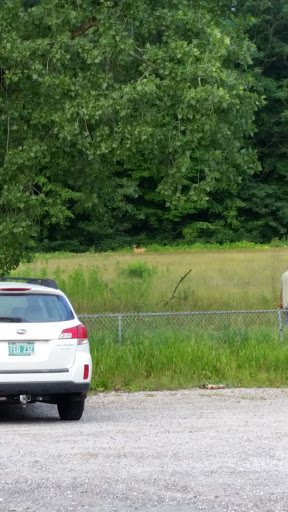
162, 269, 192, 308
104, 282, 128, 309
71, 18, 99, 40
130, 51, 158, 69
6, 112, 10, 154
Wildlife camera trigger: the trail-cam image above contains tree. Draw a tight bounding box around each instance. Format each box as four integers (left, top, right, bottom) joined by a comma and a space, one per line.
234, 0, 288, 242
0, 0, 260, 267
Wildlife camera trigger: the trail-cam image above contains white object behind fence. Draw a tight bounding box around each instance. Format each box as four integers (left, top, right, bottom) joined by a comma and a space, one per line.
280, 271, 288, 309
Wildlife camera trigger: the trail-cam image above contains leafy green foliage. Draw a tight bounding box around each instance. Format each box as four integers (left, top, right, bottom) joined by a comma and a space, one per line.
235, 0, 288, 241
0, 0, 260, 267
182, 221, 236, 244
118, 261, 157, 280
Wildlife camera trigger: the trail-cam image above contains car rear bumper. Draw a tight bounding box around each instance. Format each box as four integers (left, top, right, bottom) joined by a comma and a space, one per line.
0, 350, 92, 397
0, 381, 90, 396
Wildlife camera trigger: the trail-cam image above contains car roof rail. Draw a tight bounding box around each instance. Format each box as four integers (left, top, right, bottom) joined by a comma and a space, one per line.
0, 277, 58, 289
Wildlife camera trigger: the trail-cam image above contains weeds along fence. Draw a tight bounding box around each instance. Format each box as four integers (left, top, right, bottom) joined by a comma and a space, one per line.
79, 309, 287, 343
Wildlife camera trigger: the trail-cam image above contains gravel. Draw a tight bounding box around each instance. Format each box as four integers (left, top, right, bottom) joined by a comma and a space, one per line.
1, 388, 288, 512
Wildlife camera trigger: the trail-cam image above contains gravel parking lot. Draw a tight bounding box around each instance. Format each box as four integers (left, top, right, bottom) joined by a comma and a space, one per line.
1, 388, 288, 512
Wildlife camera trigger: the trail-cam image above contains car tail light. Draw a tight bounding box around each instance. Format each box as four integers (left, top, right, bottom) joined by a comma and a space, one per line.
83, 364, 89, 380
59, 324, 88, 345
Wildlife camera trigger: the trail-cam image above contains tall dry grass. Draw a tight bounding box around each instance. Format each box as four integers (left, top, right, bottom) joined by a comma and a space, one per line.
15, 247, 288, 313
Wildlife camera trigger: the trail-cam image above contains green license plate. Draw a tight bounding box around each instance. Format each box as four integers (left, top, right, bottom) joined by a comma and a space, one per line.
8, 342, 35, 356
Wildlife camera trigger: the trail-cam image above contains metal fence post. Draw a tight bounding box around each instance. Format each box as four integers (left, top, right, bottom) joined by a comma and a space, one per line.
278, 310, 283, 342
118, 315, 122, 343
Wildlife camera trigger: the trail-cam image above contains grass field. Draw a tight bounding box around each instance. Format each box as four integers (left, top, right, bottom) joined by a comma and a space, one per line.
14, 245, 288, 390
15, 245, 287, 313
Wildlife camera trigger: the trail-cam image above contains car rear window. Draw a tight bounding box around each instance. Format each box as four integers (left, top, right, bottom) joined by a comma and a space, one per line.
0, 294, 75, 323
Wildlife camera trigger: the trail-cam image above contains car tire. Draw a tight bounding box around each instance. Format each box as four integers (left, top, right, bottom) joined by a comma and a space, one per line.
57, 395, 85, 421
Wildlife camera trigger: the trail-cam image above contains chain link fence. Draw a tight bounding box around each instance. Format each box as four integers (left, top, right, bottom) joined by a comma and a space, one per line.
79, 309, 286, 343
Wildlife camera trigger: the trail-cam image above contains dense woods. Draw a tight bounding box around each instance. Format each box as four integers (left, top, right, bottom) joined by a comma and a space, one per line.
0, 0, 287, 271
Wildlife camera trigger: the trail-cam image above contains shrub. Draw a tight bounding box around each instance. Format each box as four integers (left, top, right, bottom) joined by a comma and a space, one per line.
118, 262, 157, 279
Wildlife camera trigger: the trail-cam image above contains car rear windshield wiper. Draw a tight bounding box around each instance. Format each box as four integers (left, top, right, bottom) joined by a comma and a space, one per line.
0, 317, 23, 323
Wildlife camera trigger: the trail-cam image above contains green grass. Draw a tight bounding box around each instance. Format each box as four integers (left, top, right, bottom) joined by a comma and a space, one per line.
11, 245, 288, 390
89, 328, 287, 391
13, 245, 288, 313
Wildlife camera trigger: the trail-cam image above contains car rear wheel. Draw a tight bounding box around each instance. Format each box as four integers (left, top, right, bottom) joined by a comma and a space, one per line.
57, 394, 85, 421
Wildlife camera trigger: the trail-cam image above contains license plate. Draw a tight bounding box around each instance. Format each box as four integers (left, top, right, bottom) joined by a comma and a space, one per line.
8, 342, 35, 356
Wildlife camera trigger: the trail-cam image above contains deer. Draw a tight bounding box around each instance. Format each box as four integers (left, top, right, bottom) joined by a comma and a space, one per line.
133, 244, 146, 254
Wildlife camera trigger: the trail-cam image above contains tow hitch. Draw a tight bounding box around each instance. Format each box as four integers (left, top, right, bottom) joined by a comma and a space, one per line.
19, 394, 32, 405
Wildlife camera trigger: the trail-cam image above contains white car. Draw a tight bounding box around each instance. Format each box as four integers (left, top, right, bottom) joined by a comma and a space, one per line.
0, 277, 92, 420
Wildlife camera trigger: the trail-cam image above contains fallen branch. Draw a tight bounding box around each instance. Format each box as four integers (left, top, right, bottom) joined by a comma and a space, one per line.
104, 283, 128, 309
162, 269, 192, 308
204, 384, 226, 390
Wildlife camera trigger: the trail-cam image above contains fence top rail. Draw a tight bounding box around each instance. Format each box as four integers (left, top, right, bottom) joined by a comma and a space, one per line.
79, 309, 279, 319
